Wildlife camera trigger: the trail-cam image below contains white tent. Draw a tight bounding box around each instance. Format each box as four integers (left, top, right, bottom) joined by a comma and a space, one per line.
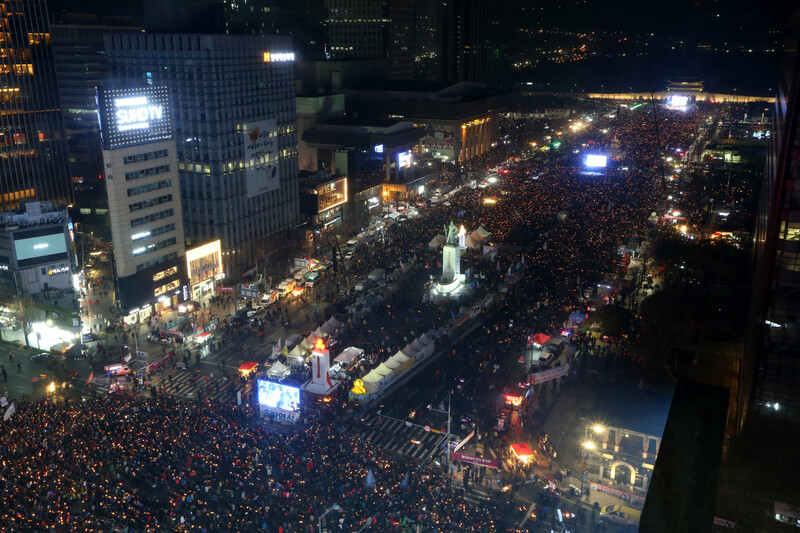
267, 361, 290, 378
288, 345, 306, 360
401, 344, 419, 358
300, 334, 318, 351
428, 234, 446, 249
313, 326, 328, 339
383, 357, 402, 370
334, 346, 363, 365
361, 369, 384, 393
321, 322, 338, 336
374, 363, 395, 382
391, 352, 411, 364
475, 226, 492, 240
418, 333, 435, 347
326, 316, 344, 331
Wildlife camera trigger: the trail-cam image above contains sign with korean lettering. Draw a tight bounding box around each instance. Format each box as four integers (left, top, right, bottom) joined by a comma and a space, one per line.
529, 364, 569, 385
244, 119, 280, 198
452, 452, 499, 469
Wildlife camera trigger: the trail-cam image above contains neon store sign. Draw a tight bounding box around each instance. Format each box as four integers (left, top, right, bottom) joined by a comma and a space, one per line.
114, 96, 164, 132
263, 52, 295, 62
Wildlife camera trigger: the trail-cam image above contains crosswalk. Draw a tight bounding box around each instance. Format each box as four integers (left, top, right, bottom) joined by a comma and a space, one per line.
357, 414, 458, 462
87, 367, 244, 402
463, 485, 493, 505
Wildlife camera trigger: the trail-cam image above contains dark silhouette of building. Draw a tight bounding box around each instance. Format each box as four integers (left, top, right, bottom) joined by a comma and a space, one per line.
742, 12, 800, 427
0, 0, 72, 209
435, 0, 516, 88
324, 0, 414, 80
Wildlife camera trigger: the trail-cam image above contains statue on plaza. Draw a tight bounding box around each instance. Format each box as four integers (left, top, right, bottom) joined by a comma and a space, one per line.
445, 220, 459, 246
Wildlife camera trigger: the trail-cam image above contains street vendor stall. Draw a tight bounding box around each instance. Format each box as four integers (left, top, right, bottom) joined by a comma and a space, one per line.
266, 361, 291, 379
510, 442, 535, 464
238, 362, 259, 377
334, 346, 363, 366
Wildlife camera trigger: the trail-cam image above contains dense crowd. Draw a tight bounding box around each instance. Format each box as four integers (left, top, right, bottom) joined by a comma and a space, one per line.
0, 397, 503, 532
0, 106, 710, 532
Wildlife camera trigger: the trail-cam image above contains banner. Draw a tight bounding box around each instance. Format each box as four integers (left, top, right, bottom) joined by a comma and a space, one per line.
529, 364, 569, 385
453, 430, 475, 453
589, 482, 645, 505
452, 452, 499, 469
244, 119, 280, 198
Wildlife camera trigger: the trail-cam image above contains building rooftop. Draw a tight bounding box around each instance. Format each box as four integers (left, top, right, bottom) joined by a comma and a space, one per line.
0, 201, 66, 230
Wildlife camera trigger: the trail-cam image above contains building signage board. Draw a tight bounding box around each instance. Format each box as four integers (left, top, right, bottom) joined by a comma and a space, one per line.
244, 119, 280, 198
186, 240, 223, 286
528, 364, 569, 385
452, 452, 499, 469
97, 86, 172, 150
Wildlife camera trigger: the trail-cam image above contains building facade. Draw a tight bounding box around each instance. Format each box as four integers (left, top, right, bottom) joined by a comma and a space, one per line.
0, 201, 74, 297
104, 33, 300, 278
97, 85, 188, 321
0, 0, 72, 210
435, 0, 515, 88
742, 22, 800, 426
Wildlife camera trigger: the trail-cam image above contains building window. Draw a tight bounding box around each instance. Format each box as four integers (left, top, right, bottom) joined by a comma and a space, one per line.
123, 149, 169, 165
132, 237, 178, 257
127, 179, 172, 197
129, 195, 173, 213
124, 164, 171, 181
130, 208, 174, 227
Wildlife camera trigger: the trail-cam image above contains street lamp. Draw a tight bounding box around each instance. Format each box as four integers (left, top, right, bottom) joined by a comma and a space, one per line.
428, 392, 452, 474
582, 441, 595, 450
318, 503, 340, 533
592, 425, 604, 434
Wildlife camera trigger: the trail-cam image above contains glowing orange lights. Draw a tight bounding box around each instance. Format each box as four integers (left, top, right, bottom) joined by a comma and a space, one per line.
314, 338, 326, 351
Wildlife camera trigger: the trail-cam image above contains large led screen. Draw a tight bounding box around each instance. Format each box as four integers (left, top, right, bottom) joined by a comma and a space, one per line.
667, 95, 689, 108
257, 380, 300, 414
584, 154, 608, 168
97, 86, 172, 150
14, 230, 69, 268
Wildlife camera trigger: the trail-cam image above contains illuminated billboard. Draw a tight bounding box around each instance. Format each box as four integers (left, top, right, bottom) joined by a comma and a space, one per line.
584, 154, 608, 168
13, 229, 69, 268
317, 177, 348, 212
97, 86, 172, 150
244, 119, 281, 198
186, 240, 223, 286
667, 95, 689, 109
397, 151, 412, 169
258, 380, 301, 420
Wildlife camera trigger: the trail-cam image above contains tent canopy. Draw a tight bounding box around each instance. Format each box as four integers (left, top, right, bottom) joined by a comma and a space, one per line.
374, 363, 394, 377
238, 362, 258, 373
532, 333, 551, 346
428, 234, 446, 249
510, 442, 534, 460
266, 361, 290, 377
392, 351, 411, 363
334, 346, 363, 365
288, 345, 305, 359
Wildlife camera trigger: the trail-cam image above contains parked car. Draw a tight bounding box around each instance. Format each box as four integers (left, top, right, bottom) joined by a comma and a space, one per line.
600, 505, 638, 528
32, 352, 60, 365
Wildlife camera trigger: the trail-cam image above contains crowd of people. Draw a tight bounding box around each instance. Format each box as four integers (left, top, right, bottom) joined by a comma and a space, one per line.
0, 396, 503, 532
0, 104, 713, 532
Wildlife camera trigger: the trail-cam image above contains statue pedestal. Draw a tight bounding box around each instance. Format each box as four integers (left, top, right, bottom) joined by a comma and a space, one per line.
441, 243, 460, 284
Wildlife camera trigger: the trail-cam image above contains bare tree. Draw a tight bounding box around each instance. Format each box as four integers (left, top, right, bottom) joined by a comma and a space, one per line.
16, 298, 39, 348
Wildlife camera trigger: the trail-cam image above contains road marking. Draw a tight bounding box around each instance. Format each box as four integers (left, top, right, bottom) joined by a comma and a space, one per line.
518, 502, 536, 528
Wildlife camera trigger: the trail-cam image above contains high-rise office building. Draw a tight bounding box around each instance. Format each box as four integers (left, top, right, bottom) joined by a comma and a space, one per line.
104, 34, 300, 277
50, 14, 142, 190
436, 0, 516, 88
0, 0, 72, 210
324, 0, 414, 79
96, 85, 189, 320
325, 0, 388, 60
742, 18, 800, 427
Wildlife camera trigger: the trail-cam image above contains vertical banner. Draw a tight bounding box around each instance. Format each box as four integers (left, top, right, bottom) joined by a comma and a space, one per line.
244, 119, 280, 197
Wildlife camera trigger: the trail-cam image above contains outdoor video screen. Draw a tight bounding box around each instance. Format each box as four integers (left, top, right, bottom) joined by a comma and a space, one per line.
668, 95, 689, 108
584, 154, 608, 168
257, 380, 300, 413
14, 231, 68, 267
